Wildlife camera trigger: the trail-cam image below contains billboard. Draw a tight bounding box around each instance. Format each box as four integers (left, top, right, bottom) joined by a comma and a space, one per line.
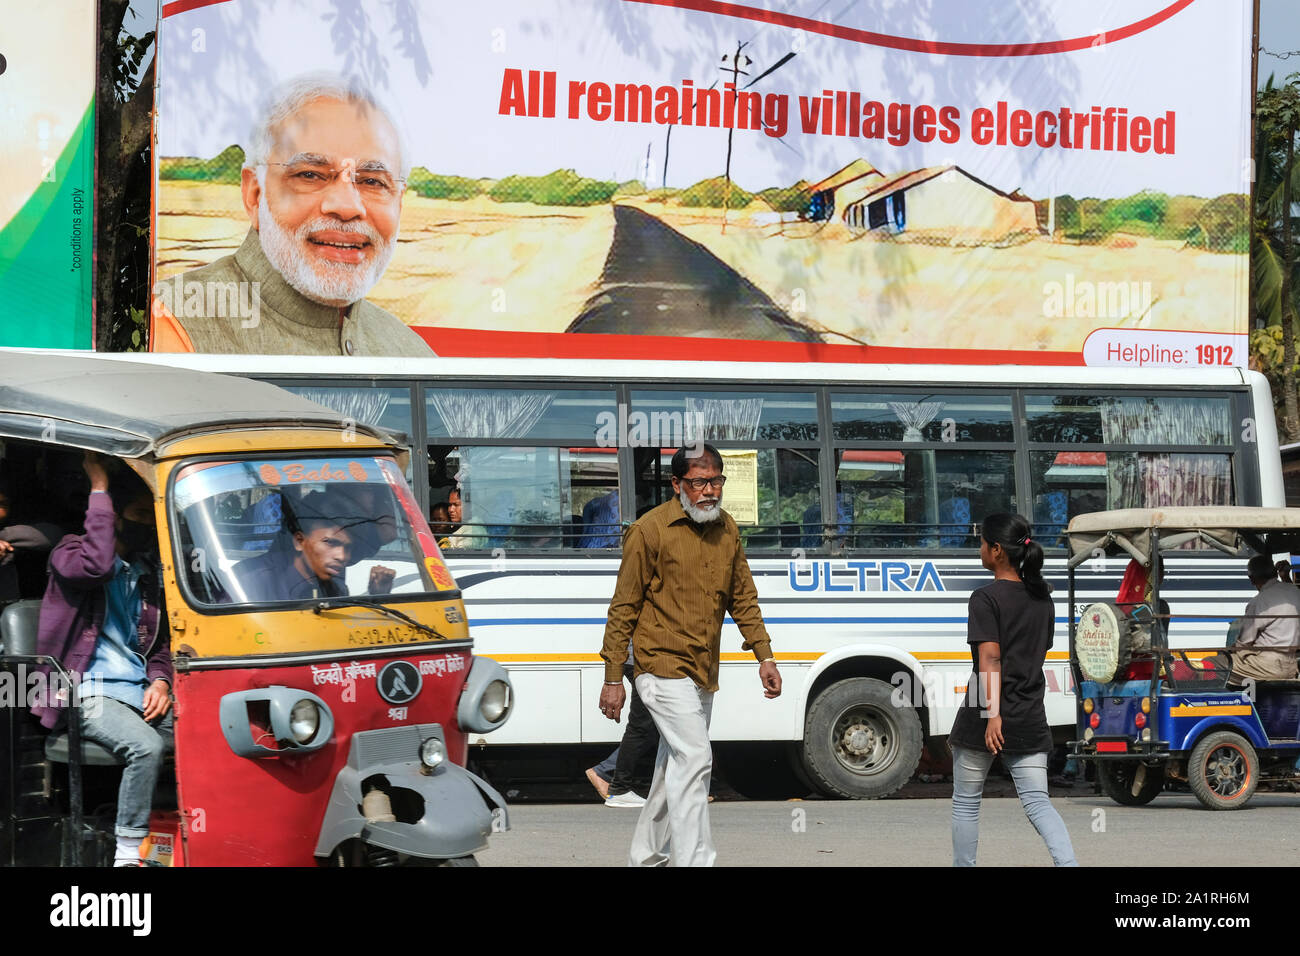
0, 2, 97, 349
152, 0, 1252, 367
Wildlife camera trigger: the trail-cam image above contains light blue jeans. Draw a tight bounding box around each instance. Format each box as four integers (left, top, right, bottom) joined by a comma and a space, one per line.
80, 696, 173, 838
951, 745, 1077, 867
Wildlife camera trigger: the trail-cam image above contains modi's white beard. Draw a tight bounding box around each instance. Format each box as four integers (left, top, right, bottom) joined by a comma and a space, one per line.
680, 488, 721, 523
258, 193, 395, 306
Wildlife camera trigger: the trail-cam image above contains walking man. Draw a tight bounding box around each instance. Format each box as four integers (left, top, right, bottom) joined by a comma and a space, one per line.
599, 443, 781, 866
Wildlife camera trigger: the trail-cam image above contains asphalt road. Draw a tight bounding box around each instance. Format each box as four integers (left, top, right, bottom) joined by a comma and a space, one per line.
476, 791, 1300, 866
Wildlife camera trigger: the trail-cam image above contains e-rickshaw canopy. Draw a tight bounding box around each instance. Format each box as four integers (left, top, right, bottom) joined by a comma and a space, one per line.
1065, 507, 1300, 570
0, 351, 380, 457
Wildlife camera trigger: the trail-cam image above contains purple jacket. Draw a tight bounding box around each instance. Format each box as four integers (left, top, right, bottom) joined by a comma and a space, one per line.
32, 493, 171, 729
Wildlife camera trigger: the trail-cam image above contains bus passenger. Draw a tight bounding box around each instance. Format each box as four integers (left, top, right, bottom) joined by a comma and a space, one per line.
32, 453, 173, 867
948, 513, 1077, 867
429, 500, 453, 549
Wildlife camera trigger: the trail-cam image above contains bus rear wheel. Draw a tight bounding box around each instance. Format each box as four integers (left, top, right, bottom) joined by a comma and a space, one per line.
1098, 761, 1165, 805
1188, 731, 1258, 810
800, 677, 923, 799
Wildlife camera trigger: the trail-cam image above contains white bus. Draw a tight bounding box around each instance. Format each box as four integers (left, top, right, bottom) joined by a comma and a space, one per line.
119, 355, 1283, 798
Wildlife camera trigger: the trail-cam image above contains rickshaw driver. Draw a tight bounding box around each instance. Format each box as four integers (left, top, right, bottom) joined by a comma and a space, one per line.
234, 488, 396, 602
32, 452, 173, 867
1225, 554, 1300, 687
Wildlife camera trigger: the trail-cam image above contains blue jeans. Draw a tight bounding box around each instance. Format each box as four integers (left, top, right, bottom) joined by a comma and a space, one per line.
80, 696, 173, 838
951, 745, 1077, 867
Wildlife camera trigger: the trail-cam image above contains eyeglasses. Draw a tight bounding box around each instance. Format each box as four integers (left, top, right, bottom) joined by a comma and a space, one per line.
679, 476, 726, 490
264, 161, 405, 202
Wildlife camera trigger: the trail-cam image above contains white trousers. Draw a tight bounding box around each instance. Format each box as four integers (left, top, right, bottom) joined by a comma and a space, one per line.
628, 674, 716, 867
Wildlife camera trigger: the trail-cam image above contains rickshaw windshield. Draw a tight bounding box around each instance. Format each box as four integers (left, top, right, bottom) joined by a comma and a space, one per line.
170, 455, 450, 608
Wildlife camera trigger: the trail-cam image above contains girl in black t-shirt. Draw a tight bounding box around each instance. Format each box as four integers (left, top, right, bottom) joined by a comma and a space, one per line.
949, 513, 1077, 866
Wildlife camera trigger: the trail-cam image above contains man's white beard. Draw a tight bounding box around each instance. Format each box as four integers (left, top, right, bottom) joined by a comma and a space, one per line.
680, 489, 721, 523
258, 193, 395, 306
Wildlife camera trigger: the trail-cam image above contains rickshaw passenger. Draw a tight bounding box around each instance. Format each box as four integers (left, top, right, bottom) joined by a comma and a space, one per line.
32, 453, 173, 867
1227, 554, 1300, 686
234, 489, 395, 602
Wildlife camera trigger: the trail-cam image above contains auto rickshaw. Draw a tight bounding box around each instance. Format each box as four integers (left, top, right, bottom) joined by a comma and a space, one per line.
1065, 507, 1300, 811
0, 352, 512, 865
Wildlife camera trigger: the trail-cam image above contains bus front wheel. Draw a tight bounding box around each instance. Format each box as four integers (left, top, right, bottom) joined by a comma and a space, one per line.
800, 677, 923, 799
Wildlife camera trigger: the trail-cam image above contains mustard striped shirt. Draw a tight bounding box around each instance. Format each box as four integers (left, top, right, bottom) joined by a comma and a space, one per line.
601, 496, 773, 692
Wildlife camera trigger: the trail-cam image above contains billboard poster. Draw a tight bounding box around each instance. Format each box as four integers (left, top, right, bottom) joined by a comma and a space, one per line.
0, 1, 97, 349
152, 0, 1251, 368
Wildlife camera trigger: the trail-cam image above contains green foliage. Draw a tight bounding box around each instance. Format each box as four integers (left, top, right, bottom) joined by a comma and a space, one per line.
1045, 190, 1246, 249
678, 176, 754, 208
407, 167, 481, 200
488, 168, 618, 206
1252, 73, 1300, 440
1187, 194, 1250, 252
1035, 194, 1080, 232
613, 179, 647, 197
158, 145, 245, 184
758, 181, 812, 213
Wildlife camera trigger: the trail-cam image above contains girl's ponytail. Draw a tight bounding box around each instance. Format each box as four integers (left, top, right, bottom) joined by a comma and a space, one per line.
981, 512, 1052, 599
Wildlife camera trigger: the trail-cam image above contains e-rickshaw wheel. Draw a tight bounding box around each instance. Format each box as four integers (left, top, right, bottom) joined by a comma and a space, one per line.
1187, 731, 1258, 810
1097, 761, 1165, 806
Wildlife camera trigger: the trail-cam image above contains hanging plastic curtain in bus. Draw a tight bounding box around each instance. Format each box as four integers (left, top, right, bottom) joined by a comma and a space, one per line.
427, 389, 559, 547
1098, 396, 1232, 445
287, 388, 392, 429
888, 401, 944, 442
1106, 454, 1232, 512
1099, 397, 1233, 514
684, 396, 762, 441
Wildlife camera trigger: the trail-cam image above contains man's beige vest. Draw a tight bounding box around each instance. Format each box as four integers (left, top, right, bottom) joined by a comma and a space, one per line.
157, 229, 433, 356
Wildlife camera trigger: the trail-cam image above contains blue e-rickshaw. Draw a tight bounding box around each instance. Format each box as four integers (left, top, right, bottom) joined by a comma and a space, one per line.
1066, 507, 1300, 810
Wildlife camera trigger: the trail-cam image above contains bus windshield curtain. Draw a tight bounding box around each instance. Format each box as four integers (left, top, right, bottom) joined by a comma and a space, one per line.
428, 390, 558, 546
685, 397, 763, 442
1099, 398, 1232, 510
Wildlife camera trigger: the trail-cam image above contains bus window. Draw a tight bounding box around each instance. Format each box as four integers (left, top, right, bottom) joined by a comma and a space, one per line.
432, 445, 618, 551
831, 392, 1013, 443
631, 446, 820, 550
835, 450, 1015, 549
425, 387, 618, 551
1025, 394, 1233, 445
280, 384, 414, 439
628, 389, 819, 442
1030, 451, 1233, 543
426, 387, 616, 442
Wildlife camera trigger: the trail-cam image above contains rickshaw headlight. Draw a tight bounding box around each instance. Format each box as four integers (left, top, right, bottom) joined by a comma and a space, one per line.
420, 736, 446, 768
1134, 712, 1147, 729
1141, 697, 1151, 714
1083, 698, 1094, 715
1141, 728, 1153, 742
480, 680, 511, 723
1083, 728, 1095, 742
290, 699, 321, 744
1089, 713, 1100, 729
